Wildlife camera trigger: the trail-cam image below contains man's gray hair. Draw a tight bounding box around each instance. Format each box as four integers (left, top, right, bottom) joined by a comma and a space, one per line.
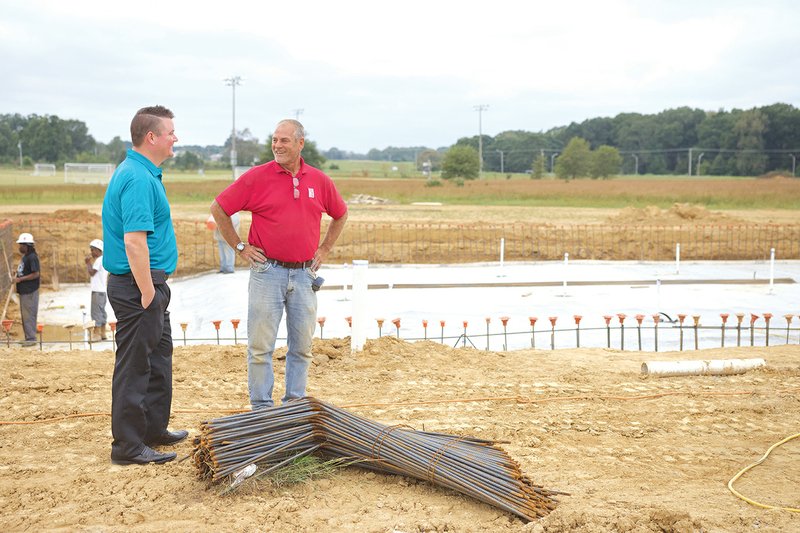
275, 119, 305, 140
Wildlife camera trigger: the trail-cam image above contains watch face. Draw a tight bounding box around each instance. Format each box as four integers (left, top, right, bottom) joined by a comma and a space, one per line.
236, 242, 245, 252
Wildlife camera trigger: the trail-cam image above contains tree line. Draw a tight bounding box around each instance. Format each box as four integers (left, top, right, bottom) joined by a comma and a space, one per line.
0, 113, 128, 166
3, 103, 799, 177
0, 113, 326, 171
454, 104, 800, 176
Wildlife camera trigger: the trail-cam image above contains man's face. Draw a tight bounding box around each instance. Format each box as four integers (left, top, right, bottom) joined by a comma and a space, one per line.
272, 123, 304, 167
18, 244, 26, 254
151, 118, 178, 163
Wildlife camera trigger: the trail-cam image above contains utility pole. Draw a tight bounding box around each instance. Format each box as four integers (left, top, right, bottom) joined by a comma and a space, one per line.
224, 76, 242, 179
291, 108, 304, 121
473, 104, 489, 177
17, 141, 22, 168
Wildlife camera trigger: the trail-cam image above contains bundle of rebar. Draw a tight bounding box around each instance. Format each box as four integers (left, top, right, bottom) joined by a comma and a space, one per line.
192, 397, 563, 521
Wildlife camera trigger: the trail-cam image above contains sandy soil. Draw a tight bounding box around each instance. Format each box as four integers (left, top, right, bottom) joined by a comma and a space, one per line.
1, 338, 798, 532
2, 201, 799, 531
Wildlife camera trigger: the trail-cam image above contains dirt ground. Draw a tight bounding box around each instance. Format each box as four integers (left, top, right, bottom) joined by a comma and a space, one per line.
1, 202, 799, 531
1, 337, 798, 532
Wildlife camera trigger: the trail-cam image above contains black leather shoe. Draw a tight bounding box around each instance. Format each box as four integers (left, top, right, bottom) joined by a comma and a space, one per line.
146, 429, 189, 446
111, 445, 176, 465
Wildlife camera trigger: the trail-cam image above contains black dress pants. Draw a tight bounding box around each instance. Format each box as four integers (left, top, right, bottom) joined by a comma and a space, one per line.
107, 271, 173, 458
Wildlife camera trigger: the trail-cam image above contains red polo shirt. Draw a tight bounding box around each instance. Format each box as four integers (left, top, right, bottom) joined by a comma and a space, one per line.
215, 159, 347, 262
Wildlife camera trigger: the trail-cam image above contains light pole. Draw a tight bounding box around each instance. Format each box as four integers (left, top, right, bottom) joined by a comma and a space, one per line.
696, 152, 704, 175
496, 149, 504, 174
17, 141, 22, 168
473, 104, 488, 177
291, 108, 304, 121
224, 76, 242, 179
790, 154, 796, 176
631, 154, 639, 175
550, 152, 559, 173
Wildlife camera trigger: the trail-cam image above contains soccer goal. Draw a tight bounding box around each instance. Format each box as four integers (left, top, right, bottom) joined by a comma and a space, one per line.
33, 163, 56, 176
64, 163, 116, 184
234, 166, 252, 179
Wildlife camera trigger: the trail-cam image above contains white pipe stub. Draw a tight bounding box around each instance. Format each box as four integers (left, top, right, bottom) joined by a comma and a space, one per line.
641, 358, 766, 377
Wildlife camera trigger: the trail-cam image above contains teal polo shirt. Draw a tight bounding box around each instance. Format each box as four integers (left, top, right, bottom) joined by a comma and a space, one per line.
102, 149, 178, 275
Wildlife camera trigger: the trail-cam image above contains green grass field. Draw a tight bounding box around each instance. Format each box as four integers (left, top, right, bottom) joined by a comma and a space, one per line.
1, 164, 798, 209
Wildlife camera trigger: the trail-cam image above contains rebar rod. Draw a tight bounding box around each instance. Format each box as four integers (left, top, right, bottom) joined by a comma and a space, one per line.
191, 397, 562, 521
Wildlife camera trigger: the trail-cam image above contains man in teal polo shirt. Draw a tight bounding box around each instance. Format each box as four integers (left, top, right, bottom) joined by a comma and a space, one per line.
102, 105, 187, 466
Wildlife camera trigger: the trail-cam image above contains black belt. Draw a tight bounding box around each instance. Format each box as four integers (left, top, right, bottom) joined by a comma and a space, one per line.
111, 269, 169, 284
264, 257, 313, 269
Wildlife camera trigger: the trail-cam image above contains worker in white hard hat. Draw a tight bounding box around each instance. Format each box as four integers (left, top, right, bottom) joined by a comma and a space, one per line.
14, 232, 40, 346
85, 239, 108, 341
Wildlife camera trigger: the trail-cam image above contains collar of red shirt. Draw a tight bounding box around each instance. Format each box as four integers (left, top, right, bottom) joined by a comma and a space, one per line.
274, 157, 307, 177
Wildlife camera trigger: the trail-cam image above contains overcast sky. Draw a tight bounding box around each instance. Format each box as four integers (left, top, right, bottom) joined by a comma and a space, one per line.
2, 0, 798, 153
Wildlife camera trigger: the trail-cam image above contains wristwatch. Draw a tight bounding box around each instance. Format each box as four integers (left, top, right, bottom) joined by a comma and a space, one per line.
235, 242, 246, 252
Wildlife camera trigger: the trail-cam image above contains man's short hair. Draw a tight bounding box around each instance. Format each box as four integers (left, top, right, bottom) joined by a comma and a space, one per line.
275, 119, 306, 141
131, 105, 174, 147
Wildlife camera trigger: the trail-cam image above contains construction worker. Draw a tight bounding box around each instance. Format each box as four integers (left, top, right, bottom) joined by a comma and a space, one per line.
14, 232, 40, 347
85, 239, 108, 341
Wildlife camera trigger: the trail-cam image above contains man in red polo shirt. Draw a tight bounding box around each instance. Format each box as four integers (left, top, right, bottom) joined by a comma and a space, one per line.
211, 119, 348, 408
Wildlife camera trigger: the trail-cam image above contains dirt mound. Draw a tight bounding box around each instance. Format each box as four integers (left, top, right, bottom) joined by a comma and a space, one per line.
274, 337, 352, 366
607, 203, 743, 224
46, 209, 102, 223
757, 171, 797, 180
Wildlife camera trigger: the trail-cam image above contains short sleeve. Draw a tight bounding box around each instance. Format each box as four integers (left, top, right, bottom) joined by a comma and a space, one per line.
120, 177, 155, 233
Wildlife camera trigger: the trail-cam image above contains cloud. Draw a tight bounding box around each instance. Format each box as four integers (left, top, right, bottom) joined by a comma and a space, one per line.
2, 0, 799, 152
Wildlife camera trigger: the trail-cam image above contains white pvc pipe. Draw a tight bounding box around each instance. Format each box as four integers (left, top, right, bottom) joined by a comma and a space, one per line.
499, 237, 505, 268
562, 252, 569, 295
641, 358, 765, 377
655, 278, 661, 312
675, 243, 681, 274
350, 260, 369, 353
769, 247, 775, 294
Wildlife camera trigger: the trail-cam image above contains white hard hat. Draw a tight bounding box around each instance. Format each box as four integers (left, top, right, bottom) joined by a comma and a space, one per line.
16, 232, 34, 244
89, 239, 104, 251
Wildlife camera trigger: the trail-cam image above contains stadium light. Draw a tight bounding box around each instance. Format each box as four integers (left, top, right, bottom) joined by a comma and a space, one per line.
291, 108, 304, 121
224, 76, 242, 179
550, 152, 559, 173
473, 104, 489, 177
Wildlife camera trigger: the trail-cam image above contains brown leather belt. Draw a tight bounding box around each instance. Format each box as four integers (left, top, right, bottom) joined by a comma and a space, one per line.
264, 257, 313, 269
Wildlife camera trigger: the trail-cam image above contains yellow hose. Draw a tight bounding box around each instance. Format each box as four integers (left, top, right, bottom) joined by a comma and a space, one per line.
727, 432, 800, 513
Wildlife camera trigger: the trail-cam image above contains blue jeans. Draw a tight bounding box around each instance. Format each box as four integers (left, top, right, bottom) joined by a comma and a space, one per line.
217, 239, 235, 273
247, 262, 317, 408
